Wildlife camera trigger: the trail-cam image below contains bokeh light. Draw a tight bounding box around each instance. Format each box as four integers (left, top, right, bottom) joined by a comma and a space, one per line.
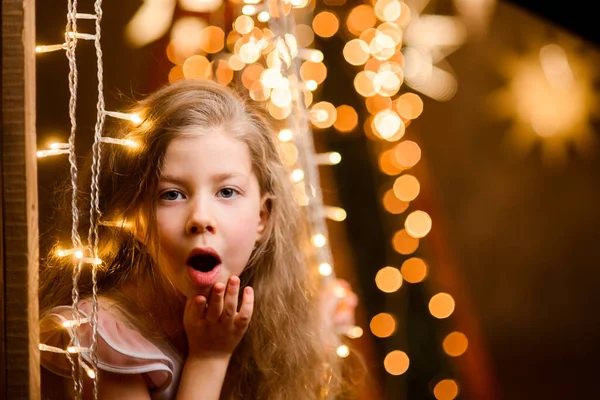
346, 5, 377, 37
394, 140, 421, 168
393, 174, 420, 201
375, 266, 403, 293
433, 379, 459, 400
370, 313, 396, 337
313, 11, 340, 38
429, 293, 456, 319
384, 350, 409, 375
392, 229, 419, 255
333, 105, 359, 132
401, 257, 428, 283
443, 332, 469, 357
382, 189, 410, 214
405, 210, 432, 238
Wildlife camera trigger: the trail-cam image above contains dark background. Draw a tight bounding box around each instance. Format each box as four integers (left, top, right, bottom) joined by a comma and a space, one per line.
35, 1, 600, 399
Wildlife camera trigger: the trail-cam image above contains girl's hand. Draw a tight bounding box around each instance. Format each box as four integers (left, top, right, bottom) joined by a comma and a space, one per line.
183, 275, 254, 360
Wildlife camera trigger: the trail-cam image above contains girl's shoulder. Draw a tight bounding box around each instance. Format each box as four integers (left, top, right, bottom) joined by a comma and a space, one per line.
40, 296, 183, 396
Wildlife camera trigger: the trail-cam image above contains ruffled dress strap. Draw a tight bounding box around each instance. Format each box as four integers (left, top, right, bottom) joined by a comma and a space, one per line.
40, 297, 181, 394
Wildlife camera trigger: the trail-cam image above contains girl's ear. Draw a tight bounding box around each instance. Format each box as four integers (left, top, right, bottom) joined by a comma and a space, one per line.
256, 195, 271, 240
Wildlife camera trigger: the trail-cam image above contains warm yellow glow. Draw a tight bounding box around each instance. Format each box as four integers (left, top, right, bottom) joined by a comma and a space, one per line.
395, 140, 421, 168
278, 129, 293, 142
279, 142, 298, 166
239, 42, 260, 64
267, 102, 292, 120
308, 50, 324, 63
305, 80, 318, 91
382, 189, 409, 214
271, 87, 292, 108
401, 258, 427, 283
374, 0, 402, 22
405, 210, 432, 238
488, 44, 598, 166
312, 233, 327, 247
249, 81, 270, 102
319, 262, 333, 276
329, 152, 342, 164
373, 110, 405, 141
261, 68, 284, 89
395, 92, 424, 120
325, 206, 346, 221
343, 39, 370, 66
74, 250, 84, 259
393, 174, 420, 202
346, 326, 364, 339
291, 168, 305, 183
310, 102, 337, 129
241, 63, 264, 89
294, 24, 314, 47
336, 345, 350, 358
300, 61, 327, 84
375, 266, 403, 293
384, 350, 409, 375
200, 26, 224, 54
354, 70, 379, 97
429, 293, 455, 319
346, 5, 377, 36
392, 229, 419, 255
313, 11, 339, 38
333, 105, 359, 133
182, 55, 211, 79
169, 17, 206, 61
180, 0, 223, 12
443, 332, 468, 357
228, 54, 246, 71
242, 5, 256, 15
433, 379, 459, 400
370, 313, 396, 337
366, 95, 391, 115
257, 11, 270, 22
234, 15, 254, 34
378, 149, 404, 175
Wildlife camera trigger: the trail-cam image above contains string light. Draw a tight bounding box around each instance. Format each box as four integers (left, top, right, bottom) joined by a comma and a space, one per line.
336, 345, 350, 358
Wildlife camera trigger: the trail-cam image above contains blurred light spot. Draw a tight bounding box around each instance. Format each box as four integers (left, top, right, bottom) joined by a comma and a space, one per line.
279, 142, 298, 166
395, 92, 424, 119
291, 168, 305, 183
394, 140, 421, 168
199, 26, 224, 54
393, 174, 419, 201
375, 0, 402, 22
241, 63, 264, 89
366, 95, 391, 114
234, 15, 254, 34
319, 262, 333, 276
334, 105, 359, 133
384, 350, 409, 375
347, 5, 377, 36
214, 59, 233, 85
433, 379, 459, 400
343, 39, 370, 66
336, 345, 350, 358
375, 266, 403, 293
278, 129, 293, 142
313, 11, 339, 38
346, 326, 363, 339
310, 101, 337, 129
312, 233, 327, 247
295, 24, 314, 47
300, 61, 327, 84
354, 70, 380, 97
383, 189, 409, 214
392, 229, 419, 255
170, 17, 206, 61
180, 0, 223, 12
405, 210, 432, 238
182, 55, 211, 79
374, 110, 404, 140
168, 65, 185, 83
443, 332, 468, 357
429, 293, 455, 319
378, 149, 404, 175
401, 257, 427, 283
370, 313, 396, 337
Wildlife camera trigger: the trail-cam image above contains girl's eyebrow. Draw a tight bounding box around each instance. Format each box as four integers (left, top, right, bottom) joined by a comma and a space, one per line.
159, 172, 248, 185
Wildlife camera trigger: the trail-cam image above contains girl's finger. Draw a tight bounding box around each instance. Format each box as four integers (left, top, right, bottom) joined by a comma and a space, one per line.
221, 276, 240, 323
234, 286, 254, 330
205, 282, 225, 322
194, 295, 207, 319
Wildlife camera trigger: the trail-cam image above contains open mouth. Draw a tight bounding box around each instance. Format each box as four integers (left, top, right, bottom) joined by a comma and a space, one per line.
186, 251, 221, 273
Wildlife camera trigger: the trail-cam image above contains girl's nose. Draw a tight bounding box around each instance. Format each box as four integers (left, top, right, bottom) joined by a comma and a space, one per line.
186, 201, 215, 235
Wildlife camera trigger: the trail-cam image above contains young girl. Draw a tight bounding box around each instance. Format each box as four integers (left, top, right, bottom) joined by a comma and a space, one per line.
39, 79, 359, 399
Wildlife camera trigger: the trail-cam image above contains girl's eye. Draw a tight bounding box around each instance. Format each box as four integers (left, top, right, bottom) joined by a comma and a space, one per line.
218, 188, 239, 199
160, 190, 184, 201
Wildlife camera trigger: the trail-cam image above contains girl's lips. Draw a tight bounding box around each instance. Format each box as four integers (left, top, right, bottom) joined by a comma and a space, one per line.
187, 264, 221, 287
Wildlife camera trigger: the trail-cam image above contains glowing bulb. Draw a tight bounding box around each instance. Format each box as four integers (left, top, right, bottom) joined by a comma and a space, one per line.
329, 152, 341, 164
346, 326, 364, 339
291, 169, 305, 182
319, 262, 333, 276
257, 11, 270, 22
336, 345, 350, 358
242, 5, 256, 14
57, 250, 66, 257
312, 233, 326, 247
278, 129, 293, 141
309, 50, 324, 62
74, 250, 84, 259
305, 80, 318, 91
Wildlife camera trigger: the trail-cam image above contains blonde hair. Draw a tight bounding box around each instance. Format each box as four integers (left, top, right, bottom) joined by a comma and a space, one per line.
40, 79, 347, 398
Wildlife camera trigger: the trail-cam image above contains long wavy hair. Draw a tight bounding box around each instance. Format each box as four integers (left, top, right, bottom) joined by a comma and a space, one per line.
39, 79, 350, 398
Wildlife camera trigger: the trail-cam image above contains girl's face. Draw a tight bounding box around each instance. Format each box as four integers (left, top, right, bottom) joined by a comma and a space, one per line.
154, 131, 268, 299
